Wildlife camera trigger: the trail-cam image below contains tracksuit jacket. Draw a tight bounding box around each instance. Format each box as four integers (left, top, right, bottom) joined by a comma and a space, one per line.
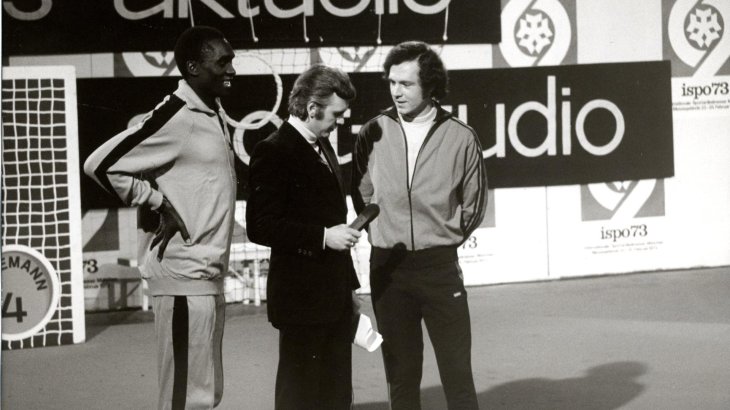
84, 80, 237, 296
352, 104, 488, 251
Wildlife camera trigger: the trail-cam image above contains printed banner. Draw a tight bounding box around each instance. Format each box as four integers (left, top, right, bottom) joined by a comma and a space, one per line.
456, 189, 497, 282
2, 0, 501, 55
453, 61, 674, 188
663, 0, 730, 117
546, 182, 673, 278
457, 187, 550, 285
581, 180, 666, 222
671, 75, 730, 116
494, 0, 577, 68
77, 61, 674, 209
663, 0, 730, 78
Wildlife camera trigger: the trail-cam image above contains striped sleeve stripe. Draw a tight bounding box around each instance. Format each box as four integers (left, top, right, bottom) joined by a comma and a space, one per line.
171, 296, 189, 409
462, 126, 487, 236
94, 95, 185, 199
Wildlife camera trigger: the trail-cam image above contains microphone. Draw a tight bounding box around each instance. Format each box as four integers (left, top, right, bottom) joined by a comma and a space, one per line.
349, 204, 380, 231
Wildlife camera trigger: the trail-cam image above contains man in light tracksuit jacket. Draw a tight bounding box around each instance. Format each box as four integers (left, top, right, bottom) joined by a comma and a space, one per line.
84, 26, 236, 409
352, 41, 488, 410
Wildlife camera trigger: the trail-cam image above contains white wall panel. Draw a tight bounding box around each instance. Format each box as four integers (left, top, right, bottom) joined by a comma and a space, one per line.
576, 0, 663, 63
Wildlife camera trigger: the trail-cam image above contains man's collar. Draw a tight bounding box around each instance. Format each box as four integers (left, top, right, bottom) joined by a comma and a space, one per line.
398, 105, 437, 124
288, 115, 318, 144
383, 101, 451, 122
174, 79, 222, 115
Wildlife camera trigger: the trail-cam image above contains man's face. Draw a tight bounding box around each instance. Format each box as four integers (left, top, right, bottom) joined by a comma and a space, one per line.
308, 94, 349, 138
195, 38, 236, 99
388, 59, 431, 119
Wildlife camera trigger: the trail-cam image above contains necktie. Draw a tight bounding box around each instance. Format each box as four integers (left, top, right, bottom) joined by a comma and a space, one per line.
315, 139, 332, 172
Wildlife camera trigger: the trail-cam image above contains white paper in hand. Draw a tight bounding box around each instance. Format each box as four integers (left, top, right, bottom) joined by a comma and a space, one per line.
353, 314, 383, 352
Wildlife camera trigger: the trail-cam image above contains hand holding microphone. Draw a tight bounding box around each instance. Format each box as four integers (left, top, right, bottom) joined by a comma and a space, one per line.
325, 204, 380, 250
348, 203, 380, 231
325, 225, 361, 250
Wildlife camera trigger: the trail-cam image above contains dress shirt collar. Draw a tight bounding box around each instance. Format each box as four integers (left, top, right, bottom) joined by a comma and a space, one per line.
288, 115, 318, 145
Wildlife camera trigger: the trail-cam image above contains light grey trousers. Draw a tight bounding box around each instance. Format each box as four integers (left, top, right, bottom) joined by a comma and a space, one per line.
153, 295, 225, 410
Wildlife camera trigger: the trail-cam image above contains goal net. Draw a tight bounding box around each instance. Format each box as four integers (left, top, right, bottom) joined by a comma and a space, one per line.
228, 45, 453, 76
2, 66, 86, 349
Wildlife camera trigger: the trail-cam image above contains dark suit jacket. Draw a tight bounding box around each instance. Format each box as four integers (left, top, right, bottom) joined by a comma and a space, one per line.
246, 121, 359, 327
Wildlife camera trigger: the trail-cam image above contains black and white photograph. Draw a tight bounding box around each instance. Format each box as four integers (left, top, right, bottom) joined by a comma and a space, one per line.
2, 0, 729, 408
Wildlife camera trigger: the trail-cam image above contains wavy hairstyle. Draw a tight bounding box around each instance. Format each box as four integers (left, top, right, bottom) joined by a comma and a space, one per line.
383, 41, 449, 100
288, 64, 356, 120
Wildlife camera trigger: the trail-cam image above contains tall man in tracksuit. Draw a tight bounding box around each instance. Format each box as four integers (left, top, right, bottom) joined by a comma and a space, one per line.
352, 41, 488, 410
84, 26, 236, 409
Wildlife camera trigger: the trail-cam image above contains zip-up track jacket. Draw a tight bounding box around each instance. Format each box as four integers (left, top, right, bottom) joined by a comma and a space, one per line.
84, 80, 237, 296
352, 105, 488, 251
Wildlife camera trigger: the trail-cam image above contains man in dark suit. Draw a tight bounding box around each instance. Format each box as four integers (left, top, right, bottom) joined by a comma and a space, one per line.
246, 64, 361, 410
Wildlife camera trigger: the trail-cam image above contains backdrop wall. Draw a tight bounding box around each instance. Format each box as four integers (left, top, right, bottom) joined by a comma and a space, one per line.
4, 0, 728, 308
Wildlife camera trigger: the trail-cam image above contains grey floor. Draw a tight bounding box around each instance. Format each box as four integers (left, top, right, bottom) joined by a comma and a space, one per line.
3, 267, 729, 409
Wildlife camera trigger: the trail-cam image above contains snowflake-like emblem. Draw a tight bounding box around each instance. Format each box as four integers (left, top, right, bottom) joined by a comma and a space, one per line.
686, 7, 723, 49
515, 12, 553, 55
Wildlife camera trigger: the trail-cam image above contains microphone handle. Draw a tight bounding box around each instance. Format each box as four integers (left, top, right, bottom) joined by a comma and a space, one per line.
349, 213, 371, 231
349, 206, 379, 231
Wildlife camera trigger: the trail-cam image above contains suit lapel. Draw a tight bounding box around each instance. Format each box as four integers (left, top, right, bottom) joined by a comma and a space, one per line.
281, 122, 344, 198
280, 122, 324, 171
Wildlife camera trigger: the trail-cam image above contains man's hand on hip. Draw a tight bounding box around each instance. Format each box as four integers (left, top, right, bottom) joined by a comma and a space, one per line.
150, 197, 191, 261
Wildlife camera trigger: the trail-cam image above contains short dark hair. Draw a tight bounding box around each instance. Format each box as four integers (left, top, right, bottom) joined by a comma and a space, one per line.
288, 65, 356, 120
174, 26, 227, 79
383, 41, 449, 100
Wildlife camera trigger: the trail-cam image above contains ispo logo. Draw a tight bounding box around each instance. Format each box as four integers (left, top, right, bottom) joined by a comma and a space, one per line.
498, 0, 572, 67
581, 180, 665, 221
668, 0, 730, 77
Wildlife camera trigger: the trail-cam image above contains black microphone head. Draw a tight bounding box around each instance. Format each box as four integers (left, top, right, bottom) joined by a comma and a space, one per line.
350, 203, 380, 231
362, 203, 380, 219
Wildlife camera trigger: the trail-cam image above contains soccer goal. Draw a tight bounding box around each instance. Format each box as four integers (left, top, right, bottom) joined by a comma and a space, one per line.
1, 66, 86, 349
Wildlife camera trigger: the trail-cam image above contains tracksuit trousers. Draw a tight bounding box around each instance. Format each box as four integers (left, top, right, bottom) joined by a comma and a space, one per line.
370, 246, 478, 410
153, 295, 226, 410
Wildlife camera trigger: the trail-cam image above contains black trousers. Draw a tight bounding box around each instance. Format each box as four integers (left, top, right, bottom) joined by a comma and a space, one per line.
275, 315, 353, 410
371, 246, 478, 410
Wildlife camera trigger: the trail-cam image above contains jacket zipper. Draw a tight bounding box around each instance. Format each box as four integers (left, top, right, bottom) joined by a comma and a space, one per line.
396, 121, 415, 250
216, 112, 238, 252
216, 112, 236, 184
398, 114, 449, 251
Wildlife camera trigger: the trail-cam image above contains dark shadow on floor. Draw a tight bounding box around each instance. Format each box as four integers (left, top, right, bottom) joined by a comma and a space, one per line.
354, 361, 647, 410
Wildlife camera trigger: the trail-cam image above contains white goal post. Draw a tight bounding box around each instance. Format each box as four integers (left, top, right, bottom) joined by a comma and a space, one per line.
1, 66, 86, 348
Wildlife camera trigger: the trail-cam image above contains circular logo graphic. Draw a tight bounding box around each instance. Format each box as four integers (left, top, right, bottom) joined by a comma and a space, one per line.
2, 245, 60, 341
515, 11, 555, 57
668, 0, 730, 76
500, 0, 571, 67
684, 5, 724, 50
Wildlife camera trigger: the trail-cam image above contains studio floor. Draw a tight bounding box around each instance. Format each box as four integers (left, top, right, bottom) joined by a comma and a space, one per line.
3, 267, 729, 409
